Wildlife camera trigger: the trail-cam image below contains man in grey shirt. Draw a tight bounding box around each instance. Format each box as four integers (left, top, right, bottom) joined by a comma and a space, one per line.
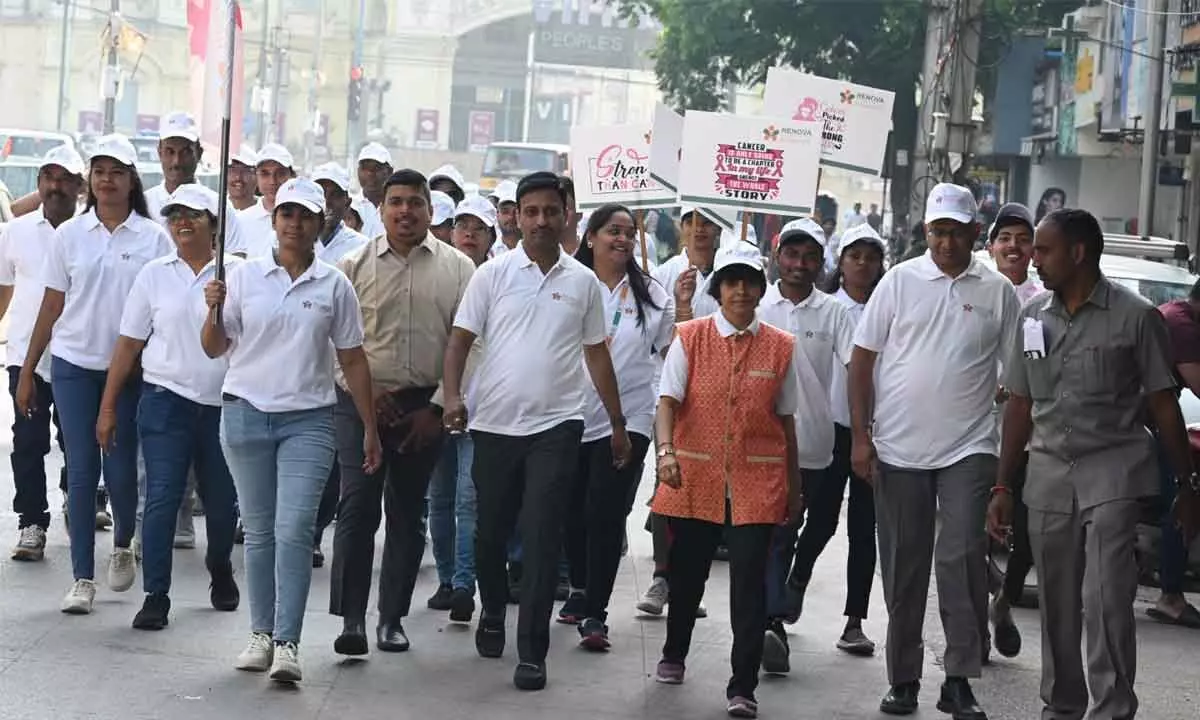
989, 208, 1200, 720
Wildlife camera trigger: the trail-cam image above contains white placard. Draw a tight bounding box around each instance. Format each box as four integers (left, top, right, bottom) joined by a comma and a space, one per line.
569, 124, 677, 210
762, 68, 896, 176
677, 111, 822, 216
648, 103, 684, 192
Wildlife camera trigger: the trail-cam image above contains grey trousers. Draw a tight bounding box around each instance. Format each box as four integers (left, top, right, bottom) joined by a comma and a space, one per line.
875, 453, 993, 685
1029, 500, 1139, 720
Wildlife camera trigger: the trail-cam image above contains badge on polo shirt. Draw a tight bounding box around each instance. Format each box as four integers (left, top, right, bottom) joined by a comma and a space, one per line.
1022, 318, 1046, 359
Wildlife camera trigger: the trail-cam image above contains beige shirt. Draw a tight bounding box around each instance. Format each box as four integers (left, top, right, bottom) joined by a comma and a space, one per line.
338, 232, 474, 393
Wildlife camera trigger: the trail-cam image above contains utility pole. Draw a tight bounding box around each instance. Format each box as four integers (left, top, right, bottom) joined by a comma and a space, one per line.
907, 0, 983, 232
346, 0, 367, 159
254, 0, 271, 148
1138, 0, 1169, 236
303, 0, 325, 172
101, 0, 120, 134
56, 0, 74, 131
267, 27, 288, 145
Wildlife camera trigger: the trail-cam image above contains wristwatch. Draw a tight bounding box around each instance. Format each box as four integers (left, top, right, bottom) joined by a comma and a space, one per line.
657, 446, 675, 459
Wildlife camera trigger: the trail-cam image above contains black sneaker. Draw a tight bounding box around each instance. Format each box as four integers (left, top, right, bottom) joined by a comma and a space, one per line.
449, 587, 475, 623
578, 617, 610, 652
761, 620, 790, 674
475, 615, 505, 658
209, 564, 240, 612
132, 593, 170, 630
557, 591, 587, 624
427, 583, 454, 611
513, 661, 547, 691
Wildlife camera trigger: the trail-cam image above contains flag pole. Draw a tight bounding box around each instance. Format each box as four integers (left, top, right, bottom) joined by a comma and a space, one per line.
213, 0, 238, 323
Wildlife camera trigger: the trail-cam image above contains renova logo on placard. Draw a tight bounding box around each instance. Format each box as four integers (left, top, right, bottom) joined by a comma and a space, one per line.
762, 125, 780, 141
589, 143, 656, 194
841, 87, 887, 107
778, 126, 816, 141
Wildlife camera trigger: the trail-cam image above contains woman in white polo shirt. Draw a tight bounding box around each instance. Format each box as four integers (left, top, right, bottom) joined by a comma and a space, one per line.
96, 184, 243, 632
16, 134, 173, 615
560, 204, 673, 649
201, 177, 381, 685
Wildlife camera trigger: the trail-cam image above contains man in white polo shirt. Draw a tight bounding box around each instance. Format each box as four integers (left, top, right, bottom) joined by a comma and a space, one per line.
755, 217, 847, 674
849, 183, 1018, 719
237, 143, 295, 258
429, 164, 467, 204
0, 145, 84, 560
312, 163, 368, 265
652, 208, 723, 323
355, 142, 392, 240
442, 171, 630, 692
488, 180, 520, 258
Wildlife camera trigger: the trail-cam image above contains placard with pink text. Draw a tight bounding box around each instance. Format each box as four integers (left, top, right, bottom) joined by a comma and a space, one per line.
677, 111, 822, 216
570, 124, 677, 211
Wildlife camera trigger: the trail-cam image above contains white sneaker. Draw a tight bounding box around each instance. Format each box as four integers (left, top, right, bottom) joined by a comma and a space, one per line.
11, 526, 47, 561
61, 579, 96, 614
107, 547, 137, 592
235, 632, 275, 672
637, 576, 669, 615
173, 530, 196, 549
269, 642, 302, 683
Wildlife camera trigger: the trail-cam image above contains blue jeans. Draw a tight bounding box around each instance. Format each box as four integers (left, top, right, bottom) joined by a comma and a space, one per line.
1156, 437, 1186, 595
52, 356, 140, 580
428, 433, 477, 591
220, 397, 335, 644
138, 384, 237, 595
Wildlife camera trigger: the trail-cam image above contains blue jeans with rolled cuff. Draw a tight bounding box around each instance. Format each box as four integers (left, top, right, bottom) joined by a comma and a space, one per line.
429, 432, 478, 592
52, 356, 140, 580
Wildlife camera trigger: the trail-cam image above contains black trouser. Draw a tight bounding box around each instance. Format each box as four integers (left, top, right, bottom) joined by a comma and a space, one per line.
789, 423, 877, 618
8, 367, 64, 529
313, 460, 340, 547
565, 433, 651, 621
1000, 451, 1032, 604
473, 421, 582, 664
329, 389, 443, 622
662, 514, 773, 700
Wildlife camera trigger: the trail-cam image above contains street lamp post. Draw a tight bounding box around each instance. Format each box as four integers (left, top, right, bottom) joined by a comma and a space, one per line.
101, 0, 121, 134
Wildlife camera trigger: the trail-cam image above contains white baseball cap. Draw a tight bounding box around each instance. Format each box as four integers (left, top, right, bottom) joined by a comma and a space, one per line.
429, 164, 466, 194
90, 134, 137, 166
161, 183, 218, 216
431, 190, 456, 226
490, 179, 517, 205
357, 141, 393, 166
159, 111, 199, 143
455, 195, 497, 228
924, 183, 978, 225
778, 218, 827, 249
713, 240, 766, 275
39, 145, 85, 177
257, 142, 294, 170
838, 223, 888, 254
231, 145, 259, 167
275, 177, 325, 214
311, 162, 350, 193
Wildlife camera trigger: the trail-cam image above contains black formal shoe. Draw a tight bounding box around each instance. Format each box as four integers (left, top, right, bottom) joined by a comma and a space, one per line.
513, 661, 547, 691
879, 681, 920, 715
449, 587, 475, 623
936, 678, 987, 720
376, 621, 410, 652
990, 598, 1021, 659
209, 563, 240, 612
475, 615, 505, 658
334, 620, 369, 656
132, 593, 170, 631
312, 547, 325, 568
427, 583, 454, 611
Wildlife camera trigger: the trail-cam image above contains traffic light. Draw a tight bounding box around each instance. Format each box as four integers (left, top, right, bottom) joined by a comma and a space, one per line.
348, 66, 364, 122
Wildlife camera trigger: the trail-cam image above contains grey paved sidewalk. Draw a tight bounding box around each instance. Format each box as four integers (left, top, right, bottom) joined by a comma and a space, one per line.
0, 403, 1197, 718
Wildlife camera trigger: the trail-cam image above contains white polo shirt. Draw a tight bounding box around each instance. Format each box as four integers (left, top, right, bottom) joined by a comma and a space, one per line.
581, 275, 675, 442
41, 209, 174, 371
237, 200, 277, 258
454, 245, 607, 436
318, 223, 369, 264
489, 238, 519, 259
829, 287, 868, 427
221, 257, 365, 412
145, 182, 249, 256
757, 283, 851, 468
356, 196, 385, 240
652, 249, 719, 319
853, 251, 1019, 470
0, 210, 58, 379
120, 253, 244, 406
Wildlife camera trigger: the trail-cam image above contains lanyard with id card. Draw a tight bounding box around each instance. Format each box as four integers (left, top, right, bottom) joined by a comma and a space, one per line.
606, 285, 630, 347
1022, 317, 1046, 360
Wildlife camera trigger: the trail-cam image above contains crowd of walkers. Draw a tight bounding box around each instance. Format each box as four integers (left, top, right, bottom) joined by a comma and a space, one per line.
1, 109, 1198, 720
